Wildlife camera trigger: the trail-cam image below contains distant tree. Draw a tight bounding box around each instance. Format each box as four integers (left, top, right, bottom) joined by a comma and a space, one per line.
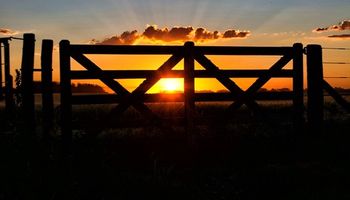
270, 88, 291, 92
216, 88, 291, 93
197, 90, 214, 93
14, 69, 23, 107
28, 82, 107, 94
216, 89, 229, 93
71, 83, 107, 93
334, 87, 350, 94
258, 88, 268, 92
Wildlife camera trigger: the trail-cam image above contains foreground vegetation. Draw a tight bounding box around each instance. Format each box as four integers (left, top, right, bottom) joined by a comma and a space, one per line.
1, 102, 350, 199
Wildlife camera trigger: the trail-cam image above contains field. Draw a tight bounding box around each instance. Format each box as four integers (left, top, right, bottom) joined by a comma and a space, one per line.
1, 101, 350, 200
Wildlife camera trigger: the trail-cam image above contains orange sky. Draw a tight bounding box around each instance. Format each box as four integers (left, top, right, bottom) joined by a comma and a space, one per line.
3, 24, 350, 94
1, 0, 350, 93
61, 38, 347, 94
22, 39, 346, 94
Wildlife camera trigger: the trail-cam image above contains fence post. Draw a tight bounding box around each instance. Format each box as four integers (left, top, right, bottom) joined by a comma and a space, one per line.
41, 40, 54, 136
4, 40, 14, 113
0, 45, 3, 98
59, 40, 73, 193
292, 43, 304, 129
184, 42, 195, 146
21, 33, 36, 130
306, 44, 324, 129
59, 40, 72, 157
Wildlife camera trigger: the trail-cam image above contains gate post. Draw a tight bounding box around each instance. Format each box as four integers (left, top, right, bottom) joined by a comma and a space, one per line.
59, 40, 73, 192
21, 33, 36, 130
59, 40, 72, 156
292, 43, 304, 129
41, 40, 54, 136
306, 45, 324, 129
184, 42, 195, 145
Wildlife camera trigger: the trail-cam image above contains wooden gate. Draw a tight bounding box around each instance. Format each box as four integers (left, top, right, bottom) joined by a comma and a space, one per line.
59, 41, 304, 144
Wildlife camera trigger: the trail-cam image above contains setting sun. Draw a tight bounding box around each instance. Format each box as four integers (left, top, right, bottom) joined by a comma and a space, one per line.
160, 78, 182, 92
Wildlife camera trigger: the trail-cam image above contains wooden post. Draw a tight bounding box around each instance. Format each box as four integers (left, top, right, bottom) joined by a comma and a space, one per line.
59, 40, 73, 194
0, 44, 3, 98
184, 42, 195, 145
4, 40, 14, 112
59, 40, 72, 156
306, 45, 324, 129
292, 43, 304, 128
41, 40, 54, 136
39, 39, 54, 200
21, 33, 36, 130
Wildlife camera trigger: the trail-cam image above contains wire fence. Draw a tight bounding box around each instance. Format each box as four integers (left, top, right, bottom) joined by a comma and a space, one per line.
320, 47, 350, 79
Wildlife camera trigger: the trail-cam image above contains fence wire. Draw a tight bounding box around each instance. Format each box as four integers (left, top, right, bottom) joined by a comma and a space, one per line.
323, 47, 350, 50
323, 62, 350, 65
322, 47, 349, 65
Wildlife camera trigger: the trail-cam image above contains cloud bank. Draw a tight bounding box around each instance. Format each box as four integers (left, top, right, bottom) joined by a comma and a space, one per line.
0, 28, 20, 36
313, 20, 350, 32
91, 25, 250, 45
328, 34, 350, 39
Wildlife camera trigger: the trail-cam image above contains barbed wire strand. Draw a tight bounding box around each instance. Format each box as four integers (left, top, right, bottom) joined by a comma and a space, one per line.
323, 47, 350, 50
324, 77, 350, 79
323, 62, 350, 65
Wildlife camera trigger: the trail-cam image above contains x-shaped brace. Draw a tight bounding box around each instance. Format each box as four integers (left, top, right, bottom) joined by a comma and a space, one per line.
71, 52, 183, 128
194, 53, 292, 112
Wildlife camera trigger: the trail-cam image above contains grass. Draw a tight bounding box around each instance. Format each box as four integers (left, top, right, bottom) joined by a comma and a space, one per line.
1, 102, 350, 200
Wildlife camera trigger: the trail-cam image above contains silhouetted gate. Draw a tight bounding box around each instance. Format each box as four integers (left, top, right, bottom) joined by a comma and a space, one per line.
59, 41, 304, 145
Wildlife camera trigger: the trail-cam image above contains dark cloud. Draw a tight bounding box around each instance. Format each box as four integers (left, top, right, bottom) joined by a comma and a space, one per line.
143, 26, 166, 40
0, 28, 19, 36
336, 20, 350, 31
143, 26, 193, 42
313, 27, 328, 32
95, 30, 140, 45
223, 29, 250, 38
328, 34, 350, 39
91, 25, 251, 45
194, 28, 219, 41
313, 20, 350, 32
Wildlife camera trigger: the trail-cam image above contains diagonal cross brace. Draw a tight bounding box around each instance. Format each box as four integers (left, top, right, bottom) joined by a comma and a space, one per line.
323, 80, 350, 113
194, 53, 260, 111
228, 54, 293, 111
106, 53, 184, 118
71, 53, 160, 121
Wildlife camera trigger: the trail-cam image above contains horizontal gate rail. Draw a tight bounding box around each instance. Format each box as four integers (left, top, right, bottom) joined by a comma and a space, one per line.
70, 92, 294, 105
70, 69, 294, 79
69, 44, 292, 55
195, 46, 293, 55
69, 45, 183, 54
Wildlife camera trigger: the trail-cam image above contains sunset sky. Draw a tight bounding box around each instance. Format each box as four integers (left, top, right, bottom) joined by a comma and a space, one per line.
1, 0, 349, 92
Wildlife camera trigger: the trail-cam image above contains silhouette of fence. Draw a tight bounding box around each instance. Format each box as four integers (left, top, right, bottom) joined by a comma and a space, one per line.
0, 37, 14, 112
16, 35, 350, 136
6, 34, 349, 137
19, 34, 54, 136
306, 45, 350, 129
59, 40, 304, 145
